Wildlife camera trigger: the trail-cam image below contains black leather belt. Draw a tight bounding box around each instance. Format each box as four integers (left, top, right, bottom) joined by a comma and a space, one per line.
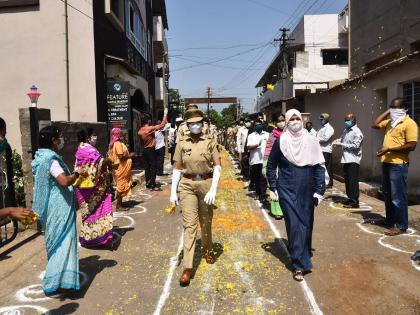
184, 173, 213, 181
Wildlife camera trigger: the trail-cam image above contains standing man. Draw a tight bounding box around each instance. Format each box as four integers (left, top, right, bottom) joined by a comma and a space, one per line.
169, 117, 183, 165
138, 110, 168, 191
306, 121, 317, 136
317, 113, 335, 187
155, 120, 170, 176
247, 120, 268, 201
334, 113, 363, 208
236, 119, 251, 180
372, 97, 418, 236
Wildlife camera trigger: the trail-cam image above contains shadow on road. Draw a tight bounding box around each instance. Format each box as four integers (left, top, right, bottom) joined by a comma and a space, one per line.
64, 255, 117, 300
0, 231, 42, 261
48, 302, 79, 314
122, 200, 144, 208
351, 210, 387, 226
177, 240, 224, 279
262, 238, 293, 272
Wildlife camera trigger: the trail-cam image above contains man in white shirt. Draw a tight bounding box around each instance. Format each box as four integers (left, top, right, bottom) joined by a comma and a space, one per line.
305, 121, 317, 137
168, 117, 183, 165
317, 113, 335, 187
236, 119, 251, 180
333, 113, 363, 208
247, 120, 268, 201
155, 120, 171, 176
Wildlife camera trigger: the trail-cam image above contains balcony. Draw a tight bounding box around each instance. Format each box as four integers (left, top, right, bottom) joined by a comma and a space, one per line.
153, 16, 168, 63
155, 77, 167, 103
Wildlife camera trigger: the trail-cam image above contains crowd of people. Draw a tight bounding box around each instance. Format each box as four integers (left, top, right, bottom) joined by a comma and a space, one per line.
220, 97, 418, 280
0, 95, 418, 293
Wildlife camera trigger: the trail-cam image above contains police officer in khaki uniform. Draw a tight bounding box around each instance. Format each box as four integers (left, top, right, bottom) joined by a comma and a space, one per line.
170, 109, 222, 286
177, 105, 217, 143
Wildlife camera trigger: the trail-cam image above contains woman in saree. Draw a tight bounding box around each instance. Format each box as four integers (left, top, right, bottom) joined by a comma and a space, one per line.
74, 128, 113, 248
108, 128, 133, 211
32, 126, 82, 294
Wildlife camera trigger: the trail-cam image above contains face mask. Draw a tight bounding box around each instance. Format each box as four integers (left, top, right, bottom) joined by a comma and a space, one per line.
254, 125, 264, 134
57, 137, 65, 151
188, 123, 203, 135
320, 119, 327, 126
89, 136, 98, 146
344, 120, 353, 129
389, 108, 406, 122
245, 122, 252, 128
276, 122, 286, 129
288, 121, 303, 133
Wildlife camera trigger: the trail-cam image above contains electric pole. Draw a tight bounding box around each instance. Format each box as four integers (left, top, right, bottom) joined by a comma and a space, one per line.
207, 86, 212, 115
274, 28, 294, 114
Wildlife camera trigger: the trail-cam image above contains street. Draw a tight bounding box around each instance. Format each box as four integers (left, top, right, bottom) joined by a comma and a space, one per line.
1, 150, 419, 315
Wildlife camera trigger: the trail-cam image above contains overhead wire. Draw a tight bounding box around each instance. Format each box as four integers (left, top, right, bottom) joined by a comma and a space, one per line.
244, 0, 288, 16
171, 56, 265, 71
170, 42, 268, 52
171, 42, 272, 72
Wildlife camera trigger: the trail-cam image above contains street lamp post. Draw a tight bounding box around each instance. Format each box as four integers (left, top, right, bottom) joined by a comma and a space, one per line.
27, 85, 41, 107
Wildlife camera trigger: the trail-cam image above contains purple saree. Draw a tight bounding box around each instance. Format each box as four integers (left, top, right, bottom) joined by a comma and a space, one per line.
74, 144, 113, 247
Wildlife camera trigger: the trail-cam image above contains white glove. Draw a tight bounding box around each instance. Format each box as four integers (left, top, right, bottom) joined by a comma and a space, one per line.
313, 193, 323, 207
269, 190, 278, 201
170, 168, 182, 205
204, 165, 221, 205
164, 108, 168, 116
332, 138, 342, 146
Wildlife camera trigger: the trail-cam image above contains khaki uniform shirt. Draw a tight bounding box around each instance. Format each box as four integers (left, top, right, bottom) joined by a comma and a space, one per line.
173, 136, 220, 175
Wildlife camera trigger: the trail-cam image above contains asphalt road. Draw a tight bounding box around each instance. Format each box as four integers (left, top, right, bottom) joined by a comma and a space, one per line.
0, 150, 419, 315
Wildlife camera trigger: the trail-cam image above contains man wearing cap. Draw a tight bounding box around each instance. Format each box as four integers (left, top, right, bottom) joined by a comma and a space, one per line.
317, 113, 335, 187
170, 109, 222, 286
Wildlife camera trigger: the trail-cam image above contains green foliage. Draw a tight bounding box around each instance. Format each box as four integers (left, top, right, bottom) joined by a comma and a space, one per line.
209, 103, 241, 128
11, 150, 25, 207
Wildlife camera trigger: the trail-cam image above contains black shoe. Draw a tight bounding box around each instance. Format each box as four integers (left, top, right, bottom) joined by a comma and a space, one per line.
343, 203, 359, 209
341, 199, 352, 205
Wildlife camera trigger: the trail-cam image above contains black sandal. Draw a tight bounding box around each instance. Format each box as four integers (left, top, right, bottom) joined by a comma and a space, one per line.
293, 270, 304, 282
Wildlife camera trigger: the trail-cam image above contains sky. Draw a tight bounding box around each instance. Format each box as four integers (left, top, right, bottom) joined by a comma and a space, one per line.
166, 0, 348, 113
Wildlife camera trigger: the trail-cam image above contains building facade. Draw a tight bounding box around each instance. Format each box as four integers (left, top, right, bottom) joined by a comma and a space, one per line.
152, 0, 169, 119
303, 0, 420, 199
0, 0, 97, 153
255, 11, 349, 121
0, 0, 169, 154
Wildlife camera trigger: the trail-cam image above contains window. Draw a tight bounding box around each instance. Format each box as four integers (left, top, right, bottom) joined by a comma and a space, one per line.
128, 1, 146, 58
111, 0, 120, 17
105, 0, 124, 32
0, 0, 38, 8
403, 82, 420, 125
322, 49, 348, 65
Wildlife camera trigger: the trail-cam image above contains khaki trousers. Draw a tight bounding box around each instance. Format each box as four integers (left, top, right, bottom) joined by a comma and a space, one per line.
179, 177, 213, 269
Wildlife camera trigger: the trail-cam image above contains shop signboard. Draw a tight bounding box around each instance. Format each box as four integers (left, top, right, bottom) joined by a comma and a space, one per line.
107, 81, 131, 130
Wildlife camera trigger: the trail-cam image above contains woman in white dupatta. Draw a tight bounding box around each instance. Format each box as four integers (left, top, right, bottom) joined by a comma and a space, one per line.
267, 109, 326, 281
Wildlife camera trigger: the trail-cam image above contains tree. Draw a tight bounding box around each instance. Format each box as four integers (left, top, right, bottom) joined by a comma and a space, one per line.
208, 109, 223, 128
